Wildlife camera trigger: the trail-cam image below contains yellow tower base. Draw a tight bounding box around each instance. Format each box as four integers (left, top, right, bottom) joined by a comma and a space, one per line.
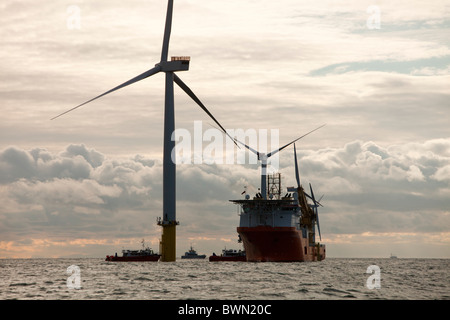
158, 221, 177, 262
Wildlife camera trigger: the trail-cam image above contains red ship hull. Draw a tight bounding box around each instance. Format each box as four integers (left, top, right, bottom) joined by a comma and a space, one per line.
105, 255, 160, 262
237, 226, 325, 262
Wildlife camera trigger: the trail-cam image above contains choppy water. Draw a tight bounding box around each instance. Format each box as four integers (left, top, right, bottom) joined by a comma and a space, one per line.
0, 258, 448, 300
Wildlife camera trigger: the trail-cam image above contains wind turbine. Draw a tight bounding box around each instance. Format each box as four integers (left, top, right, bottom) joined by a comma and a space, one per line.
234, 124, 325, 199
309, 183, 322, 241
51, 0, 231, 262
293, 143, 323, 242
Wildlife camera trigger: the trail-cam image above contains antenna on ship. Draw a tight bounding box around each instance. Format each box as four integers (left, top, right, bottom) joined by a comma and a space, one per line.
234, 124, 325, 199
51, 0, 233, 262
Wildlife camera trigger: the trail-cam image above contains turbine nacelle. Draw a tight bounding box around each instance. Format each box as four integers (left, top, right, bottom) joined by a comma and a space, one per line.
258, 153, 268, 162
234, 124, 325, 200
158, 57, 190, 72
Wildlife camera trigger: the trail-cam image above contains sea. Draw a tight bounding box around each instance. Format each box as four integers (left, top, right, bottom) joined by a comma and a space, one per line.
1, 258, 448, 301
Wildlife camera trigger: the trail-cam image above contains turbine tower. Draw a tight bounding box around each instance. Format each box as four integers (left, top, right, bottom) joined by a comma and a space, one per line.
52, 0, 231, 262
234, 125, 325, 199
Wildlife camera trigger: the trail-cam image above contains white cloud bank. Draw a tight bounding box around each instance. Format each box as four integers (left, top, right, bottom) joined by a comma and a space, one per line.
0, 139, 449, 258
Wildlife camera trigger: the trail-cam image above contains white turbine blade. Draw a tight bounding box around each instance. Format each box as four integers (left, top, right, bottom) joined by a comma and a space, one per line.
173, 74, 237, 147
233, 137, 259, 156
160, 0, 174, 62
51, 66, 161, 120
267, 124, 326, 158
294, 143, 300, 188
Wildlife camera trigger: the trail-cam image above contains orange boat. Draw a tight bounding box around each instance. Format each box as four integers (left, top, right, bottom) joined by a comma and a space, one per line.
105, 249, 160, 262
105, 240, 160, 262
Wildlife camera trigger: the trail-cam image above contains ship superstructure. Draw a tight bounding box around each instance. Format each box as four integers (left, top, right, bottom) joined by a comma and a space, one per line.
231, 144, 325, 262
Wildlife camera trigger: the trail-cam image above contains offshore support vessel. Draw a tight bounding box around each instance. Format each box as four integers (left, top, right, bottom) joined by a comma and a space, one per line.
105, 239, 160, 262
231, 144, 325, 262
181, 245, 207, 259
209, 248, 246, 262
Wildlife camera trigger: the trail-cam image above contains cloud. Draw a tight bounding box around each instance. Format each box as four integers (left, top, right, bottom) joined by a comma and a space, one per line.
432, 165, 450, 182
1, 0, 449, 258
0, 144, 98, 183
297, 139, 450, 191
278, 139, 450, 242
0, 145, 159, 244
1, 138, 449, 257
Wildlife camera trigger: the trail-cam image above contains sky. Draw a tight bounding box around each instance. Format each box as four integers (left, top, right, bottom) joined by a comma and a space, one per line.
1, 0, 449, 259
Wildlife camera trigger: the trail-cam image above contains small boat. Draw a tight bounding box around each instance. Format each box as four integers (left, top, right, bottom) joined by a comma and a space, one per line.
390, 253, 398, 259
181, 245, 206, 259
209, 248, 246, 262
105, 239, 160, 262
